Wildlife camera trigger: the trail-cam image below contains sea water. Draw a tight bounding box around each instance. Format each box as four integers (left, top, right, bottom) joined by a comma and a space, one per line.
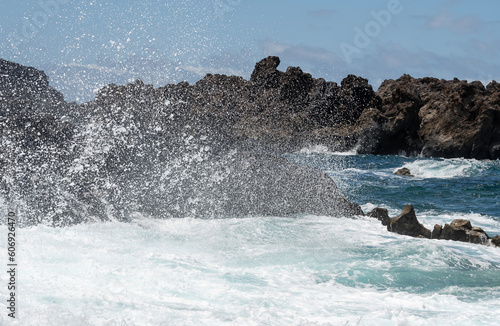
1, 153, 499, 325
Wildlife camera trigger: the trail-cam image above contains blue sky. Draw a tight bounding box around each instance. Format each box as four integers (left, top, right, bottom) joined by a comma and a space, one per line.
1, 0, 499, 102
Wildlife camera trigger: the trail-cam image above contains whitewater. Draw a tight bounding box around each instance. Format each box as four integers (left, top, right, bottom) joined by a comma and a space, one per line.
1, 153, 499, 325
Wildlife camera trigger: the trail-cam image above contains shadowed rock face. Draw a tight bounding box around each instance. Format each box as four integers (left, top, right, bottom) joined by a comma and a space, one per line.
388, 205, 431, 239
0, 58, 362, 226
174, 57, 500, 159
184, 57, 380, 153
356, 75, 500, 159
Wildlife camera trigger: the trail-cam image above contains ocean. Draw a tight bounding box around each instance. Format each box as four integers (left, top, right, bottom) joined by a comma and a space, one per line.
1, 150, 500, 325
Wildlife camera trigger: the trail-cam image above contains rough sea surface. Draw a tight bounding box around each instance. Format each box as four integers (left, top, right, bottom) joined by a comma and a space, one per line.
1, 151, 499, 325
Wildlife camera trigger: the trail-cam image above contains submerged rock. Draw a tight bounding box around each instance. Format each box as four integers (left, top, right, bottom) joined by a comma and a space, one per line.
394, 168, 414, 177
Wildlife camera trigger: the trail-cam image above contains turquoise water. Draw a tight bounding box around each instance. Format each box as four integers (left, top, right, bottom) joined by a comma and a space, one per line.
1, 153, 499, 325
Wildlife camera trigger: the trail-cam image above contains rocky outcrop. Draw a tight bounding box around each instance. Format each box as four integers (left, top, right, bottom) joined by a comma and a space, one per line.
366, 207, 391, 226
1, 58, 363, 226
356, 75, 500, 159
394, 168, 413, 177
387, 205, 431, 239
432, 219, 490, 244
2, 56, 499, 227
0, 58, 64, 103
183, 59, 500, 159
183, 57, 380, 152
369, 205, 498, 247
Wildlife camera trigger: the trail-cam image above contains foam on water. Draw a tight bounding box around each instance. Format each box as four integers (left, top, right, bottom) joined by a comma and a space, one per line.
2, 216, 500, 325
397, 158, 491, 179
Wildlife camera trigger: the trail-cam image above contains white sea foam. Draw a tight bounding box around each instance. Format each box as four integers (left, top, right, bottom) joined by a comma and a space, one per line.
397, 158, 489, 179
3, 216, 499, 325
417, 210, 500, 235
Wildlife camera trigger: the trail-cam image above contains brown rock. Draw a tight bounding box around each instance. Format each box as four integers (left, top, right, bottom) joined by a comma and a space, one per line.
367, 207, 391, 226
450, 219, 472, 230
388, 205, 431, 239
491, 235, 500, 247
365, 75, 500, 159
439, 224, 469, 242
395, 168, 414, 177
468, 230, 488, 244
432, 224, 442, 239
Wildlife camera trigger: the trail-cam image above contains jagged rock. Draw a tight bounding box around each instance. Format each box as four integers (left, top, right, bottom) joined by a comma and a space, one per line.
468, 230, 489, 244
378, 206, 499, 247
437, 219, 490, 243
388, 205, 431, 239
450, 219, 472, 230
432, 224, 442, 239
439, 224, 469, 242
367, 207, 391, 226
0, 58, 64, 102
357, 75, 500, 159
394, 168, 414, 177
250, 56, 283, 89
492, 235, 500, 247
0, 58, 363, 226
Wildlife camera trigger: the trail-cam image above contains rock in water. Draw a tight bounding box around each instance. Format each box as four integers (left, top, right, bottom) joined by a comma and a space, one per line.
394, 168, 414, 177
388, 205, 431, 238
0, 58, 363, 226
438, 219, 489, 244
367, 207, 391, 226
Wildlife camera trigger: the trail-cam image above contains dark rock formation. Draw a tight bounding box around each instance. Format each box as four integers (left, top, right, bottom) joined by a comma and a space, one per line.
367, 207, 391, 226
394, 168, 413, 177
181, 58, 500, 159
2, 56, 499, 230
437, 219, 490, 244
388, 205, 431, 239
355, 75, 500, 159
1, 58, 363, 226
0, 58, 64, 103
439, 223, 469, 242
377, 205, 497, 247
185, 57, 380, 152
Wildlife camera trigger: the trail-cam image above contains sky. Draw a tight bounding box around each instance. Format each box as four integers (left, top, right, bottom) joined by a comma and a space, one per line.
1, 0, 499, 102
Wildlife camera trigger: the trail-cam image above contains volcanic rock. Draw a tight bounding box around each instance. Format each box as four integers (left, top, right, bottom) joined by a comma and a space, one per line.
388, 205, 431, 239
394, 168, 413, 177
355, 75, 500, 159
439, 223, 469, 242
492, 235, 500, 247
367, 207, 391, 226
0, 58, 363, 226
432, 224, 443, 239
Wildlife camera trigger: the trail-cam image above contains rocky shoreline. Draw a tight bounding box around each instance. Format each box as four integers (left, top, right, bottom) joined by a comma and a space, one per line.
1, 57, 499, 247
368, 205, 500, 248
